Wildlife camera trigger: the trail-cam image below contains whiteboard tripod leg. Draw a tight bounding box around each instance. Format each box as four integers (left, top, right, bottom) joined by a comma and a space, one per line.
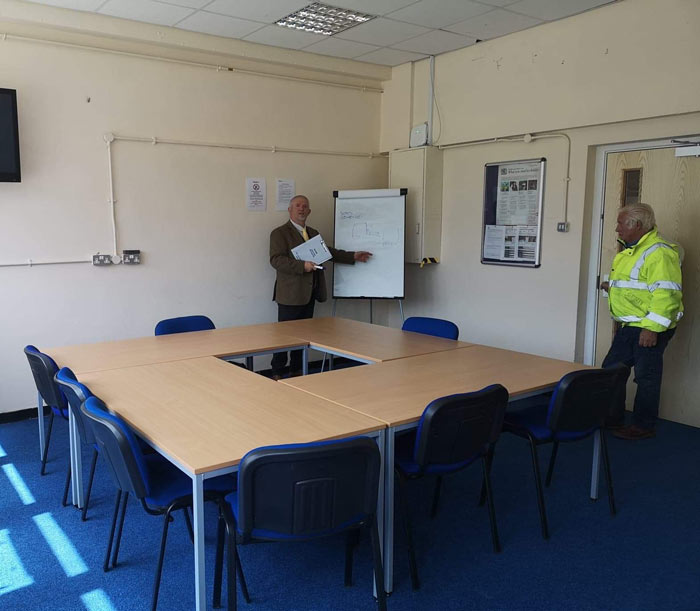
398, 299, 404, 323
369, 299, 373, 324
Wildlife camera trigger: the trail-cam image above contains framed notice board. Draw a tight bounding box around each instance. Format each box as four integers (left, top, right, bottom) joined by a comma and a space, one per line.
481, 158, 545, 267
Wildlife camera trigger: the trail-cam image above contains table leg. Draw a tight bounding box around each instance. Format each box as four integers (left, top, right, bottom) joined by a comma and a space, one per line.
68, 408, 84, 508
193, 474, 206, 611
302, 346, 308, 375
383, 427, 395, 594
374, 429, 386, 599
37, 393, 45, 460
590, 429, 601, 500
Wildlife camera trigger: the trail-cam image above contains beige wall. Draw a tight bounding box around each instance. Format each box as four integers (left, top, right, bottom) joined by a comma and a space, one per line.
0, 6, 387, 413
379, 0, 700, 425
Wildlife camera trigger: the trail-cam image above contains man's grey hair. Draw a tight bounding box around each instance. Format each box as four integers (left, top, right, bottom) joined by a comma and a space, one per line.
621, 203, 656, 232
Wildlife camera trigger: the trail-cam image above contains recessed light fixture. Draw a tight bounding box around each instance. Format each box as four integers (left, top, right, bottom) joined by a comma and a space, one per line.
276, 2, 376, 36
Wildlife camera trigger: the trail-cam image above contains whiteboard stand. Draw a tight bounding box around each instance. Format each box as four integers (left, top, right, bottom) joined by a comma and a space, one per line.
331, 297, 405, 324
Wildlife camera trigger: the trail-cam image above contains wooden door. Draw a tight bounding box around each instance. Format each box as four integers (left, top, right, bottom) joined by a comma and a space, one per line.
595, 147, 700, 426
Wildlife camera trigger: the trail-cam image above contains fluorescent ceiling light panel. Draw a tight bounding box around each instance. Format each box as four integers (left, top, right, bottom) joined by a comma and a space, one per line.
276, 2, 377, 36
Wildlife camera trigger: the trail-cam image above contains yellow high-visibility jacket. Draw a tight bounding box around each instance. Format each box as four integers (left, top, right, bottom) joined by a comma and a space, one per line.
608, 227, 683, 332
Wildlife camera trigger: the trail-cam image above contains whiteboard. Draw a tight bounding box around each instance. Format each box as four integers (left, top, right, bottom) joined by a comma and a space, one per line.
332, 189, 405, 299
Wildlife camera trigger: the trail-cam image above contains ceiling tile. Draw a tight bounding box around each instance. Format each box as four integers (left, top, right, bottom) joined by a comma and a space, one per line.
446, 8, 541, 39
387, 0, 492, 29
334, 17, 429, 46
243, 25, 326, 50
24, 0, 108, 10
354, 47, 427, 66
326, 0, 419, 15
392, 29, 475, 55
176, 10, 264, 38
507, 0, 614, 22
158, 0, 212, 9
472, 0, 521, 6
303, 37, 379, 59
98, 0, 194, 26
204, 0, 310, 24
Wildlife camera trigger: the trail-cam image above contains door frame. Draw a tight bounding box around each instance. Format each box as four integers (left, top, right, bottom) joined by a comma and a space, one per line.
582, 136, 696, 365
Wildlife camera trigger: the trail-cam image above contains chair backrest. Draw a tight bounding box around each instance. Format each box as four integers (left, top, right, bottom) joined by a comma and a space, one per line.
546, 364, 631, 433
23, 345, 68, 414
154, 315, 215, 336
236, 436, 380, 542
81, 397, 150, 499
55, 367, 95, 445
413, 384, 509, 468
402, 316, 459, 340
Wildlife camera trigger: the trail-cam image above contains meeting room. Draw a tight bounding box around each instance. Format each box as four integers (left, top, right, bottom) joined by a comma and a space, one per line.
0, 0, 698, 609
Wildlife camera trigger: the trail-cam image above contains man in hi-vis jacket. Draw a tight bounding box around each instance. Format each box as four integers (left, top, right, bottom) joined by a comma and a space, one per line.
269, 195, 372, 379
600, 203, 683, 440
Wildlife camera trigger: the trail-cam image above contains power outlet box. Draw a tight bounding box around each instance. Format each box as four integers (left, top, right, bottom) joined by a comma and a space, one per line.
556, 222, 570, 233
92, 254, 112, 265
122, 250, 141, 265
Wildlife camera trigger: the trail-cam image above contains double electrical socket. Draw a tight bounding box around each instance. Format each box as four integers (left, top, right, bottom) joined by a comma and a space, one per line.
92, 250, 141, 266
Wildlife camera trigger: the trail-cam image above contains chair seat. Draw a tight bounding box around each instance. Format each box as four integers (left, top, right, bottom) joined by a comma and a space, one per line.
145, 455, 235, 507
503, 404, 595, 442
224, 491, 368, 541
394, 430, 480, 475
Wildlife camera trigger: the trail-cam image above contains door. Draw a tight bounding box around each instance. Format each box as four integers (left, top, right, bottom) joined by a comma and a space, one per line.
595, 147, 700, 426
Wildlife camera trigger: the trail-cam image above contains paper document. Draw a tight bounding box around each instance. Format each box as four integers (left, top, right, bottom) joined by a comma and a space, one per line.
291, 234, 332, 265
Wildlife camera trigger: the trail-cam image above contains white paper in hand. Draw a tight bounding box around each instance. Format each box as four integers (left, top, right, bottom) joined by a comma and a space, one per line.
291, 234, 332, 265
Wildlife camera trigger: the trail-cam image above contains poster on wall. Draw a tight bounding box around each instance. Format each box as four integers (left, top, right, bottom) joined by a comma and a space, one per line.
246, 177, 266, 211
481, 158, 545, 267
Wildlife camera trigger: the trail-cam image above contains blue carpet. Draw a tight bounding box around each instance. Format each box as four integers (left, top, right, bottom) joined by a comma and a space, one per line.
1, 414, 699, 610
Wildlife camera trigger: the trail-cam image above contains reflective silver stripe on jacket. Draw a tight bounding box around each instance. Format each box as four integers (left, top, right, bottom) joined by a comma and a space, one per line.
610, 279, 682, 292
645, 312, 672, 328
612, 315, 643, 323
629, 243, 673, 280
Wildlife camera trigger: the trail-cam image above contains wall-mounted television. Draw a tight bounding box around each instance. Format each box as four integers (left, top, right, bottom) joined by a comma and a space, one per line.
0, 88, 21, 182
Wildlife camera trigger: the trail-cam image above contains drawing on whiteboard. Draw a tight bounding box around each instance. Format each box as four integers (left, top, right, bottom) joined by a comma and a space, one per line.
351, 223, 399, 247
340, 211, 362, 219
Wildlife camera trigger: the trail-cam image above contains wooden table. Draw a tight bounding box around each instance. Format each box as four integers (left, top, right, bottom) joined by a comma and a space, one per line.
282, 345, 592, 592
274, 317, 472, 364
81, 357, 386, 611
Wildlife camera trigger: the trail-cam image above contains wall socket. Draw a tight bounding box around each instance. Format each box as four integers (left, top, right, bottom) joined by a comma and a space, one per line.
122, 250, 141, 264
556, 222, 570, 233
92, 254, 112, 265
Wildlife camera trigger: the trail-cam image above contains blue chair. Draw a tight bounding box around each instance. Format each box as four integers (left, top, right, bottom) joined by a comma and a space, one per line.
213, 437, 386, 611
154, 315, 215, 336
80, 396, 240, 611
401, 316, 459, 340
502, 364, 630, 540
23, 345, 70, 480
394, 384, 508, 590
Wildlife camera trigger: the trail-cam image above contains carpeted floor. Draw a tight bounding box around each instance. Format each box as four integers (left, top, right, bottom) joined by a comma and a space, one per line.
1, 413, 699, 610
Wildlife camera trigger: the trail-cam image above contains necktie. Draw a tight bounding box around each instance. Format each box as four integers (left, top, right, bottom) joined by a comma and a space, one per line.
301, 227, 309, 241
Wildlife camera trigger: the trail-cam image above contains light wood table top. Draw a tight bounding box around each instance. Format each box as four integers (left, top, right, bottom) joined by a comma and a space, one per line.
80, 357, 385, 475
45, 325, 307, 374
273, 317, 471, 363
282, 345, 589, 427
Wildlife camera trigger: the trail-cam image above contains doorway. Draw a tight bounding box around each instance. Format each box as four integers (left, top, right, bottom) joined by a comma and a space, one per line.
585, 140, 700, 427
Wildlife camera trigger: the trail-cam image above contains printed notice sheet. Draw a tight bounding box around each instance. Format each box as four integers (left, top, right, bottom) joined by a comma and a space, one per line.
291, 234, 332, 266
276, 179, 295, 211
246, 178, 266, 211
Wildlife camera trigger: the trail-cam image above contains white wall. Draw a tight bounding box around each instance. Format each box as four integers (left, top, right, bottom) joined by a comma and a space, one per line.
0, 10, 387, 413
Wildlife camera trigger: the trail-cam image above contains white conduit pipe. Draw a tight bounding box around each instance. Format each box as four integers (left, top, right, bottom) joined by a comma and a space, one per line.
0, 259, 90, 268
439, 131, 572, 224
1, 32, 384, 94
105, 134, 118, 256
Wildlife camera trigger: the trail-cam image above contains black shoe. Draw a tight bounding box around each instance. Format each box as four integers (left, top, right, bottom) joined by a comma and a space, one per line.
613, 425, 655, 440
604, 418, 625, 430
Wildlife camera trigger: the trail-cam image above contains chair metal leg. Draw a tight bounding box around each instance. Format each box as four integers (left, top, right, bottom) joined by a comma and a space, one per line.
344, 529, 361, 586
183, 507, 194, 544
527, 436, 550, 540
481, 456, 501, 553
396, 472, 419, 590
478, 444, 495, 507
61, 457, 71, 507
430, 476, 443, 518
600, 430, 617, 516
81, 449, 98, 521
545, 441, 559, 487
40, 412, 55, 475
370, 517, 387, 611
111, 491, 129, 568
236, 544, 250, 604
152, 504, 176, 611
104, 490, 122, 572
213, 514, 225, 609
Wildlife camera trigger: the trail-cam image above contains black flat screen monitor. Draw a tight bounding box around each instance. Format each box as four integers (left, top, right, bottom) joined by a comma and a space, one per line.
0, 88, 21, 182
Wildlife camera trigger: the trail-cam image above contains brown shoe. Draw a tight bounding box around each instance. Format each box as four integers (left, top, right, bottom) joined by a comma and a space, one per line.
613, 425, 655, 440
271, 374, 282, 381
604, 418, 625, 431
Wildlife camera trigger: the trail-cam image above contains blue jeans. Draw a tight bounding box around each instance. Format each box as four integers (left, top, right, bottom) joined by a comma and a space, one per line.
602, 325, 675, 429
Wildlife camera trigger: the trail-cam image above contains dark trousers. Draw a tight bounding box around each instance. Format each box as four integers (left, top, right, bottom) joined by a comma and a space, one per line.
271, 299, 315, 376
602, 325, 675, 429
